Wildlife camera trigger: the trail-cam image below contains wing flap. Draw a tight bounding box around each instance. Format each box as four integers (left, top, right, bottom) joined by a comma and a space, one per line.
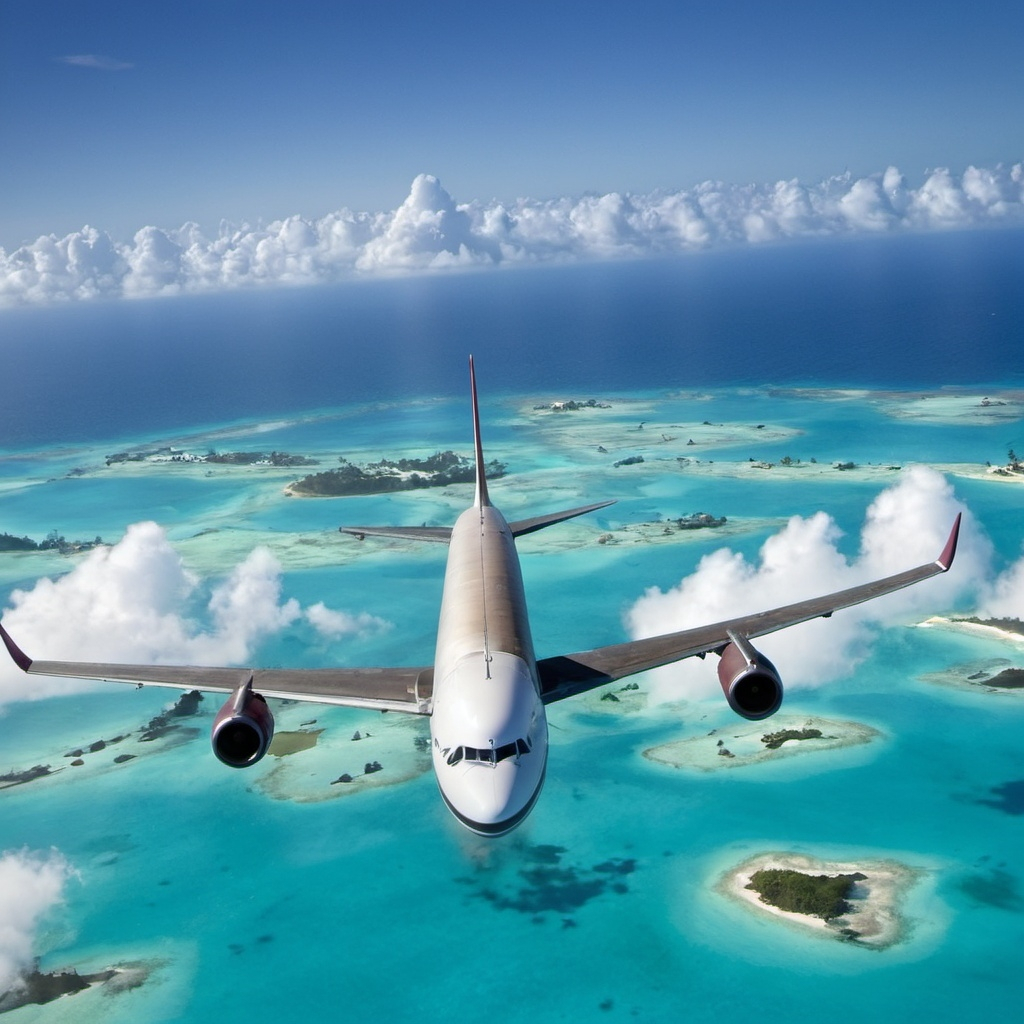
539, 513, 961, 703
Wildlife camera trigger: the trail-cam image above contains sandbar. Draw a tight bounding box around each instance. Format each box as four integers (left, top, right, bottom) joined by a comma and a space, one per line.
644, 715, 880, 772
719, 851, 921, 948
254, 709, 431, 804
917, 615, 1024, 647
768, 386, 1024, 426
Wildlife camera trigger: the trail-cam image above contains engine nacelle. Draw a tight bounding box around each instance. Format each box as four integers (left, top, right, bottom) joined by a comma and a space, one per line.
211, 677, 275, 768
717, 636, 784, 720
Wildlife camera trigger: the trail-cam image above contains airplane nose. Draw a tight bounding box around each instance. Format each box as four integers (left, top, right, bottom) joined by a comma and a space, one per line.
464, 764, 520, 825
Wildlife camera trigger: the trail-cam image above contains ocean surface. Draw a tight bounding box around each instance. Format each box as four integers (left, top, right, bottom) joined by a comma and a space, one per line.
0, 230, 1022, 1022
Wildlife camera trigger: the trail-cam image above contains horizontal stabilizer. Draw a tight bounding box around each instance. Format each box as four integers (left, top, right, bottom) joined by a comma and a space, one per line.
340, 525, 452, 544
509, 500, 615, 538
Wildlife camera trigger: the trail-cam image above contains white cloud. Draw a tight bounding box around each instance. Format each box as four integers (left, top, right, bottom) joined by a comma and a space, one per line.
0, 523, 389, 707
625, 467, 997, 701
305, 602, 390, 640
981, 549, 1024, 620
2, 163, 1022, 307
0, 849, 74, 995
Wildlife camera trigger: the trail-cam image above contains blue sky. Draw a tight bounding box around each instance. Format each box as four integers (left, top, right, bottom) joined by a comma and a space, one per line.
2, 0, 1022, 250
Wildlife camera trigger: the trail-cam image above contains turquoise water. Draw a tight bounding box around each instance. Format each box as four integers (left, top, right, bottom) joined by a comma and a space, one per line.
1, 378, 1023, 1022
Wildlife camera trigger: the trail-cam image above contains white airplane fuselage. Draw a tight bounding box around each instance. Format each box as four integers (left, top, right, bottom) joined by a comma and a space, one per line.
429, 502, 548, 836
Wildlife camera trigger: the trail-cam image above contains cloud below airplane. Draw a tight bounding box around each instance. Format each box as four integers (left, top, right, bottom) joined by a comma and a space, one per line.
0, 468, 1019, 711
1, 163, 1022, 307
0, 849, 74, 994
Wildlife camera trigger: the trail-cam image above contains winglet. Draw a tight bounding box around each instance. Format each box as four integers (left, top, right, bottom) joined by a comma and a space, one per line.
936, 512, 962, 572
0, 621, 33, 673
469, 355, 490, 508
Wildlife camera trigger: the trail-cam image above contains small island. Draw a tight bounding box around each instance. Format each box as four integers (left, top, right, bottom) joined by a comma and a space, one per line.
0, 530, 104, 555
532, 399, 612, 412
287, 450, 506, 497
0, 960, 151, 1013
106, 447, 316, 467
721, 852, 920, 947
747, 867, 863, 921
644, 715, 877, 771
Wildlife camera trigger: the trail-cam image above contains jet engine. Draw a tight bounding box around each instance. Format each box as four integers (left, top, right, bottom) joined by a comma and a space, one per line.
717, 632, 783, 720
211, 676, 274, 768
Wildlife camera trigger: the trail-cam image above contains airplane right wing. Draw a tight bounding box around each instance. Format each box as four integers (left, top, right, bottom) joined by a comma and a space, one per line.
537, 513, 961, 704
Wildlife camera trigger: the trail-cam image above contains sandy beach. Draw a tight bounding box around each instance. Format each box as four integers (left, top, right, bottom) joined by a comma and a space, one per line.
644, 715, 881, 772
719, 851, 921, 948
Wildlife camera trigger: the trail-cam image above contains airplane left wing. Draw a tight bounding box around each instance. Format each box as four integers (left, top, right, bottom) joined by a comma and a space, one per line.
0, 623, 433, 714
538, 513, 961, 703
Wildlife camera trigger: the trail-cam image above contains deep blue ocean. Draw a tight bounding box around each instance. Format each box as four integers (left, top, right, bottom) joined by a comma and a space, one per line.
0, 229, 1022, 1023
0, 228, 1021, 449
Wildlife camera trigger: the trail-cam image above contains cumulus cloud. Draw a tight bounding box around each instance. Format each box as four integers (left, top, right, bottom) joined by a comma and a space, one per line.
2, 163, 1022, 307
0, 849, 74, 994
0, 522, 389, 707
625, 467, 1000, 701
304, 602, 390, 640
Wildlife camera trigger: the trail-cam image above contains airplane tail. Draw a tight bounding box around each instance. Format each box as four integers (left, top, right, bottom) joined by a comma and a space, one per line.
469, 354, 489, 508
340, 357, 615, 543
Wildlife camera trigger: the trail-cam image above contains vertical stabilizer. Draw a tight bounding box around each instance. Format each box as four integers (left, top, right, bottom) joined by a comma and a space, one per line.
469, 355, 490, 507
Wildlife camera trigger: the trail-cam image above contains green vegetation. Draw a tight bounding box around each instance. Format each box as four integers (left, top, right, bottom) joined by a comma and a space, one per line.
987, 668, 1024, 689
953, 615, 1024, 636
205, 450, 317, 466
0, 532, 38, 552
106, 447, 316, 466
0, 530, 103, 554
289, 450, 506, 496
761, 727, 824, 749
746, 868, 863, 920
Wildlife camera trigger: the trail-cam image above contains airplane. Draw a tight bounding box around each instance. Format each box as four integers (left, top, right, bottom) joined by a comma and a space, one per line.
0, 358, 961, 837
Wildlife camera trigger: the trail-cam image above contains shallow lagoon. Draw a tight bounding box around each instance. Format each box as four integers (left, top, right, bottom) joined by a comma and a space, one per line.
1, 377, 1023, 1022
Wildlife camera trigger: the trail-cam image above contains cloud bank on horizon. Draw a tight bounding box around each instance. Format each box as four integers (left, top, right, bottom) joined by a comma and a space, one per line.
1, 164, 1022, 308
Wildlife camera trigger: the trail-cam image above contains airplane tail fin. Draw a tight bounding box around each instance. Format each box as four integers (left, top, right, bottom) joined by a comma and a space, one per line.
469, 355, 490, 508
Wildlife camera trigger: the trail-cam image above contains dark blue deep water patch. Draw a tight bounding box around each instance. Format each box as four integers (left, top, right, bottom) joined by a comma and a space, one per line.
0, 228, 1021, 447
976, 779, 1024, 815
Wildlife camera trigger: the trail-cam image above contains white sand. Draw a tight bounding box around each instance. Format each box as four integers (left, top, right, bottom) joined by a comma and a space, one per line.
644, 715, 880, 772
719, 851, 920, 948
917, 615, 1024, 646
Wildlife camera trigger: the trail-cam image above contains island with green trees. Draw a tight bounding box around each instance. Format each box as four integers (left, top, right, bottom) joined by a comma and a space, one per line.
287, 450, 506, 496
722, 852, 918, 947
106, 448, 316, 467
0, 530, 104, 555
746, 867, 863, 920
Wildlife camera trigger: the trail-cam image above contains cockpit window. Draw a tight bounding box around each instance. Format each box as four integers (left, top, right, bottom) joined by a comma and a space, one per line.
446, 737, 531, 767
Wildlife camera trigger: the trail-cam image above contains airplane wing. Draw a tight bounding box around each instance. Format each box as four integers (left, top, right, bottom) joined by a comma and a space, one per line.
537, 513, 961, 704
0, 623, 433, 714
